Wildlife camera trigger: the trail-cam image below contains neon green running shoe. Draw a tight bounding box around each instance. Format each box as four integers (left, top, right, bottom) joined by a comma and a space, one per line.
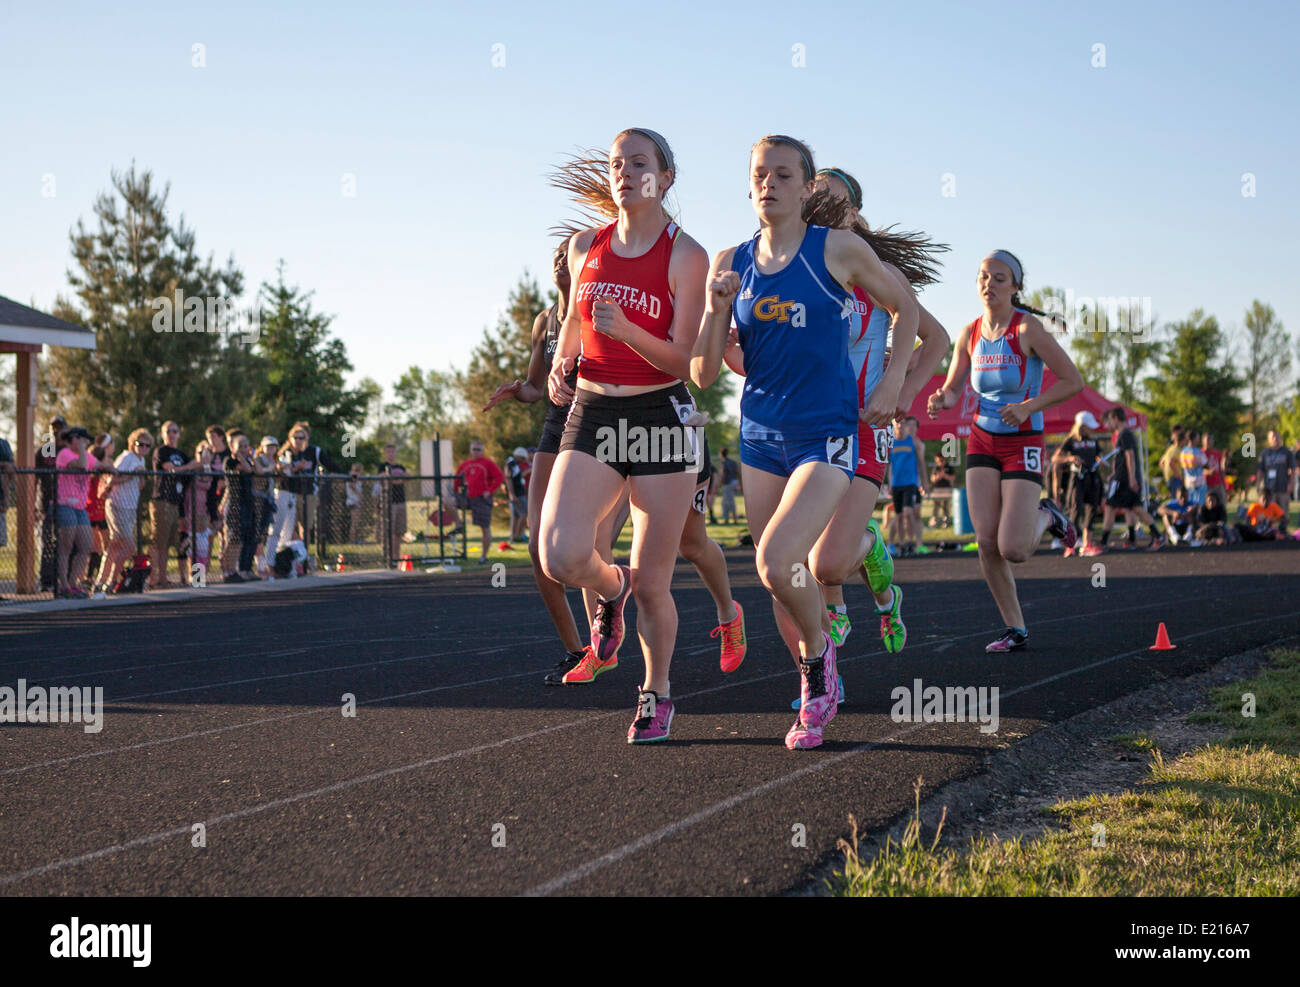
877, 584, 906, 654
862, 518, 894, 595
827, 609, 851, 647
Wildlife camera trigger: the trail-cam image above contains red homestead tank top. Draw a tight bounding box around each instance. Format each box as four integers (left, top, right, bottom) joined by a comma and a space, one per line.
574, 220, 678, 386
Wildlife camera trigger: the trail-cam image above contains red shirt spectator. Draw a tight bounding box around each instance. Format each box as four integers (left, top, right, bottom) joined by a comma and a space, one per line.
86, 473, 109, 522
456, 452, 506, 499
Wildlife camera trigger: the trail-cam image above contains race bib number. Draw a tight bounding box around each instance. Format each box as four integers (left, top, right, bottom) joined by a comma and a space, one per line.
826, 436, 853, 470
874, 427, 893, 464
1024, 446, 1042, 473
692, 487, 706, 514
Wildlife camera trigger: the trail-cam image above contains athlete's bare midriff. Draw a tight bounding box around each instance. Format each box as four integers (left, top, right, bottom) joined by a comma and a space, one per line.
576, 378, 681, 398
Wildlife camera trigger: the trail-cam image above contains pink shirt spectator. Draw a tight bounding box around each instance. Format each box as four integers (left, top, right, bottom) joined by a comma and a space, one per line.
56, 447, 100, 507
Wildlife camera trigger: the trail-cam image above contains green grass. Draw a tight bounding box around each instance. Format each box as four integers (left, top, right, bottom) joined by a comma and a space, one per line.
1110, 733, 1158, 752
831, 648, 1300, 896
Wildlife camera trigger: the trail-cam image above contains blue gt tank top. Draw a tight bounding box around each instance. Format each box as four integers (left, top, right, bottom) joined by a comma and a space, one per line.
967, 311, 1043, 434
846, 285, 889, 410
732, 225, 857, 441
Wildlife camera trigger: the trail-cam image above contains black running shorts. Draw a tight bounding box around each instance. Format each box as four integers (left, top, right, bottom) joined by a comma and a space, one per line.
559, 381, 701, 478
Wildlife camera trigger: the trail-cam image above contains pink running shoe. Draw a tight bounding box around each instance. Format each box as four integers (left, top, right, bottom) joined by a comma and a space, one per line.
627, 689, 674, 744
591, 564, 632, 661
786, 633, 838, 750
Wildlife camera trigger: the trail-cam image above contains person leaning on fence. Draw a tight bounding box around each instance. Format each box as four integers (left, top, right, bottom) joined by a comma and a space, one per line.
37, 415, 67, 591
265, 428, 311, 565
190, 441, 219, 577
85, 432, 115, 592
377, 443, 409, 561
150, 420, 204, 589
275, 421, 345, 564
205, 425, 230, 565
100, 428, 151, 593
252, 437, 279, 574
220, 429, 261, 582
453, 440, 505, 563
54, 427, 106, 598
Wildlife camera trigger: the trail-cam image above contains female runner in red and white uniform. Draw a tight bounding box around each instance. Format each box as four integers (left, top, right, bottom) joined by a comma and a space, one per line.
927, 251, 1082, 652
485, 237, 746, 687
540, 128, 710, 743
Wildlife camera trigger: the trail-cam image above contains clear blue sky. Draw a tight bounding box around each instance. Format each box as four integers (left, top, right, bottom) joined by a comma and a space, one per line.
3, 0, 1297, 413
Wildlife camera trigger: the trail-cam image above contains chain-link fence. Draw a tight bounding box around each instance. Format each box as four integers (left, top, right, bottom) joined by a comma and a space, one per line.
0, 469, 466, 602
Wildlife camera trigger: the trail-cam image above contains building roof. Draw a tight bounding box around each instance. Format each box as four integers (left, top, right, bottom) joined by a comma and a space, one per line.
0, 294, 95, 349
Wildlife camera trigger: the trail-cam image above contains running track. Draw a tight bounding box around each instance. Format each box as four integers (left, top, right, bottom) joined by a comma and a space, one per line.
2, 543, 1298, 896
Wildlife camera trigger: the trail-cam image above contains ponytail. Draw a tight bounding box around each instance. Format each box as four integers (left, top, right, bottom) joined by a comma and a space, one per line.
801, 187, 949, 289
1011, 292, 1063, 326
548, 144, 676, 242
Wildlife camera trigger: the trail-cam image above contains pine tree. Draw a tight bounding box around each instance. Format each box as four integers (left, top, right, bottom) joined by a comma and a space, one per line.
1239, 300, 1291, 434
456, 273, 549, 460
244, 262, 369, 461
45, 164, 251, 442
1140, 309, 1245, 477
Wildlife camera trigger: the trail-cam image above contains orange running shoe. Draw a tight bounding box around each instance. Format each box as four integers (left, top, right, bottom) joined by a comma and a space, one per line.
561, 646, 619, 684
712, 600, 747, 673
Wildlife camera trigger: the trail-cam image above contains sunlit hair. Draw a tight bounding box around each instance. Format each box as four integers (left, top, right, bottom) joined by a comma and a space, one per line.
549, 131, 678, 241
290, 421, 310, 439
804, 169, 949, 289
127, 428, 152, 450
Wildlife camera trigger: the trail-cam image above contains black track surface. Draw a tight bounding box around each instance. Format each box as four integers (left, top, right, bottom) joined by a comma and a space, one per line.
2, 542, 1298, 896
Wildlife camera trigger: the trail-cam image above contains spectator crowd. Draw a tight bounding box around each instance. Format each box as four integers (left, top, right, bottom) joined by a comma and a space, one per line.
3, 409, 1297, 603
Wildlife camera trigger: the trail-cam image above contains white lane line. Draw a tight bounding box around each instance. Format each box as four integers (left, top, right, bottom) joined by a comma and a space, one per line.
0, 596, 1238, 885
522, 608, 1300, 896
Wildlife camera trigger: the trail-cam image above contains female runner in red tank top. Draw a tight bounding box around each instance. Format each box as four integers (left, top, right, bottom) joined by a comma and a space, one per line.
539, 128, 710, 744
484, 238, 746, 686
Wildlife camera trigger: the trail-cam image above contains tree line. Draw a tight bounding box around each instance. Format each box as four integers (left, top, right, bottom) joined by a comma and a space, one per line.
12, 164, 1291, 483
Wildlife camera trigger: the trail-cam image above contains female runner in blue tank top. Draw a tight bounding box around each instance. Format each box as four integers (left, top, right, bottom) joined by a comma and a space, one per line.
927, 251, 1082, 653
692, 135, 919, 750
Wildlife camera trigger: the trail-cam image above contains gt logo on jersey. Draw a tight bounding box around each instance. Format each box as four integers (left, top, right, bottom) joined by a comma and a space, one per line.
753, 295, 807, 327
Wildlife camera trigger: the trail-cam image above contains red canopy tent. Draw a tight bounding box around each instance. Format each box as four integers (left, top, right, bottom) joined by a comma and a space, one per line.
905, 372, 1146, 440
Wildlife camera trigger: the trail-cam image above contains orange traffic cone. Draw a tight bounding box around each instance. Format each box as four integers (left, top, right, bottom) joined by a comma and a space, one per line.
336, 553, 347, 572
399, 554, 413, 572
1149, 622, 1176, 650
